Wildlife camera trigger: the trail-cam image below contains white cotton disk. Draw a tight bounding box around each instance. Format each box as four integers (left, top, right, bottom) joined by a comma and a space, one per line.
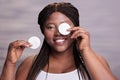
58, 23, 71, 35
28, 36, 41, 49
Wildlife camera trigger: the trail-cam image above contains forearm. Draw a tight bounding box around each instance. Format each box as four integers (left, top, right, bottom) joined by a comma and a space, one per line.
0, 40, 30, 80
0, 60, 16, 80
82, 48, 117, 80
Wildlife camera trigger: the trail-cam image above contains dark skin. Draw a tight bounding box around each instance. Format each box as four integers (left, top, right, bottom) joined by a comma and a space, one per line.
0, 12, 117, 80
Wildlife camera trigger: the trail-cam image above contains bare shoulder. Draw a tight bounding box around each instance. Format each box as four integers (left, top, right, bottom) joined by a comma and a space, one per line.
15, 55, 36, 80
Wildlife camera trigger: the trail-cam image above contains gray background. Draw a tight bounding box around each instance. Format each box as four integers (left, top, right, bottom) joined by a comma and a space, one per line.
0, 0, 120, 79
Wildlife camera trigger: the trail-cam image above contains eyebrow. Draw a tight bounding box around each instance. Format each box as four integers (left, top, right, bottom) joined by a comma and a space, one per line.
45, 20, 71, 27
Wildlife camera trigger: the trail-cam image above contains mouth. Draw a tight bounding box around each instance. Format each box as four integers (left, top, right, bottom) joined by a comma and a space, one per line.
55, 39, 65, 43
53, 37, 67, 45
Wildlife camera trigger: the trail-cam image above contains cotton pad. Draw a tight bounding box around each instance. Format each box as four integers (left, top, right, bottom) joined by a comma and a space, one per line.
58, 23, 71, 35
28, 36, 41, 49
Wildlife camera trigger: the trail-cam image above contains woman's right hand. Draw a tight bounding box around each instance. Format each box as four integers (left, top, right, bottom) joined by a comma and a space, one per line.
6, 40, 31, 64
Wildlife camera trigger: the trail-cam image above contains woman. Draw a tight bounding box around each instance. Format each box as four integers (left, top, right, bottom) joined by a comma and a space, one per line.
0, 2, 117, 80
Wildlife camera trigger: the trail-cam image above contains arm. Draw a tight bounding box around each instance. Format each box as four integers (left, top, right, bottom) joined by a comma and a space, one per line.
69, 27, 117, 80
15, 55, 35, 80
82, 47, 117, 80
0, 40, 31, 80
0, 60, 16, 80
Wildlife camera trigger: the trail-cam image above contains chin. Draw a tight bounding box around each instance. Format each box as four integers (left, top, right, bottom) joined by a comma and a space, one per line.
55, 47, 67, 52
54, 45, 72, 53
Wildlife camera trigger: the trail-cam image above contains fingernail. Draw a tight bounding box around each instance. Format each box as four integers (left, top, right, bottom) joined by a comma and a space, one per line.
71, 36, 73, 39
68, 28, 71, 31
27, 44, 31, 47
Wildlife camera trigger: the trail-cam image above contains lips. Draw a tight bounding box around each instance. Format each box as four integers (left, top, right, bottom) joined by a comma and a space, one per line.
55, 39, 65, 43
54, 37, 66, 44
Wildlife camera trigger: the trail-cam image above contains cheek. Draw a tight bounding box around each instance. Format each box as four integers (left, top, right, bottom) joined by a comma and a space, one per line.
44, 31, 54, 42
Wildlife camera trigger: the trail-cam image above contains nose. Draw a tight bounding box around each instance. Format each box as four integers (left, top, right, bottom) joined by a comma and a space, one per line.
54, 27, 61, 36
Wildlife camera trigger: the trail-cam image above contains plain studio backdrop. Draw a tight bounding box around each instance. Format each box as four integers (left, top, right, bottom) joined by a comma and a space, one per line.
0, 0, 120, 79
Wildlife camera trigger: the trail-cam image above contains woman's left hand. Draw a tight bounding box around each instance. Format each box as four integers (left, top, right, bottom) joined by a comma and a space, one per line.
68, 26, 91, 52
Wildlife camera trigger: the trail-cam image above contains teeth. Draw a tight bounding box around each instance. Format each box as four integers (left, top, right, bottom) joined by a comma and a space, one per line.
55, 39, 65, 42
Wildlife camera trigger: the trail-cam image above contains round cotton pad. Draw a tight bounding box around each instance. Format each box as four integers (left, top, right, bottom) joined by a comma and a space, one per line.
28, 36, 41, 49
58, 23, 71, 35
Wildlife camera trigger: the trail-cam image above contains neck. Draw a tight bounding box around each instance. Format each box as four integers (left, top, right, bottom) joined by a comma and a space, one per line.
50, 46, 73, 61
47, 47, 76, 73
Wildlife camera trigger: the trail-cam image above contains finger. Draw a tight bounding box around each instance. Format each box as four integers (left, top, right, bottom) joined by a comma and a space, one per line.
70, 28, 88, 38
76, 32, 89, 39
68, 26, 80, 31
71, 30, 81, 38
10, 40, 31, 48
68, 27, 87, 34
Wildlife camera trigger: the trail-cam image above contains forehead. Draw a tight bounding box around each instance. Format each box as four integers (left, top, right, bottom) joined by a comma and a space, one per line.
46, 12, 72, 23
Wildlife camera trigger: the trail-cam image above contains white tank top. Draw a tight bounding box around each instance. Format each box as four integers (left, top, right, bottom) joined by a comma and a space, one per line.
36, 69, 82, 80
